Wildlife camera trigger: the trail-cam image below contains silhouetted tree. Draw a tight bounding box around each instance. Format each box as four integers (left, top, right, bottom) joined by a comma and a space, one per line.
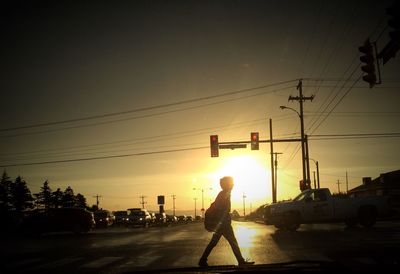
75, 193, 87, 208
62, 186, 76, 208
0, 170, 12, 212
11, 176, 33, 212
34, 180, 52, 209
52, 188, 63, 208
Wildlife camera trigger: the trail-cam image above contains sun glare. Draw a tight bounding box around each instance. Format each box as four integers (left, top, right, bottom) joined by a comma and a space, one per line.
210, 155, 271, 209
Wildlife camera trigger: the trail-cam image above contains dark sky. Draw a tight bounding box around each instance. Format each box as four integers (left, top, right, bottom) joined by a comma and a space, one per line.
1, 0, 399, 211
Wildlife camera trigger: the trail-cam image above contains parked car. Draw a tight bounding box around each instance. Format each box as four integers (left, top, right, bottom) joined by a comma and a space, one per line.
126, 208, 151, 227
93, 210, 114, 228
113, 210, 128, 226
21, 207, 95, 235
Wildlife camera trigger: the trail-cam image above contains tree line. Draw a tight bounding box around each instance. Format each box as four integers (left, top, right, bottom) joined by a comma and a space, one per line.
0, 170, 88, 215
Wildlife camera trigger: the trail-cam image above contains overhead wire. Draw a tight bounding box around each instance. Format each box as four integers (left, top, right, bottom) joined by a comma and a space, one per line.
0, 79, 298, 133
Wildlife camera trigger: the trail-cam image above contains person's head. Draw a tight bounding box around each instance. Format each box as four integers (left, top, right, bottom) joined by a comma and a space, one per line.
220, 176, 234, 191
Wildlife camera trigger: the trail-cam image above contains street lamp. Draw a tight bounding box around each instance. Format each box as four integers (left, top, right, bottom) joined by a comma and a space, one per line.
308, 158, 320, 189
193, 187, 212, 218
193, 198, 197, 218
280, 105, 307, 186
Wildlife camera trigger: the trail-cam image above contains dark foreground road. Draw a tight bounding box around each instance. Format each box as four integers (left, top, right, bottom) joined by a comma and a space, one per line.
1, 220, 400, 273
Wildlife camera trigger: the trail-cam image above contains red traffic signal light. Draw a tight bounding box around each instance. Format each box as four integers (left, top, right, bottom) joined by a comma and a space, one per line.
251, 132, 259, 150
359, 39, 376, 88
299, 180, 308, 191
210, 135, 219, 157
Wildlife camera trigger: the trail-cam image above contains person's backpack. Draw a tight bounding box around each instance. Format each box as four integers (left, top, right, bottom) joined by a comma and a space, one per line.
204, 201, 222, 232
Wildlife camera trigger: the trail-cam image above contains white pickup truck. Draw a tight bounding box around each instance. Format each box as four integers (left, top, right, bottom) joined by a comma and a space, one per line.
263, 188, 391, 231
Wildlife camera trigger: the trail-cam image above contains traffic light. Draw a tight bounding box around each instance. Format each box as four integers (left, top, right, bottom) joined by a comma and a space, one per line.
210, 135, 219, 157
387, 3, 400, 44
250, 132, 259, 150
359, 39, 376, 88
299, 180, 307, 191
378, 3, 400, 65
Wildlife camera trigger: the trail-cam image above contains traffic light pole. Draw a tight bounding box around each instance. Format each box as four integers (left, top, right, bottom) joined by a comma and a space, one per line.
269, 119, 275, 203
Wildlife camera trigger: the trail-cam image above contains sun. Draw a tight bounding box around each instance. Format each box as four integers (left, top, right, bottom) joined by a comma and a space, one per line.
210, 155, 271, 209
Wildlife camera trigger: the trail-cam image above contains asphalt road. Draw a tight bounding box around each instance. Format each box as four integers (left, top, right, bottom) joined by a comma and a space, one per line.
2, 220, 400, 273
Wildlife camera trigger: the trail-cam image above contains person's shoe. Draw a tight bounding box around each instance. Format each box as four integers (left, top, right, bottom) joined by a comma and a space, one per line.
198, 259, 208, 267
238, 259, 255, 266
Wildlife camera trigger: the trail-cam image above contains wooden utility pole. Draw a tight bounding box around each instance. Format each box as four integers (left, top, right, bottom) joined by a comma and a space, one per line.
139, 195, 147, 209
171, 194, 176, 216
288, 80, 314, 187
269, 119, 275, 203
273, 152, 283, 201
93, 194, 101, 208
337, 180, 341, 194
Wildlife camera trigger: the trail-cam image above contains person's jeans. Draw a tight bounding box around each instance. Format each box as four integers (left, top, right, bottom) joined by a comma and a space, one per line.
200, 223, 245, 263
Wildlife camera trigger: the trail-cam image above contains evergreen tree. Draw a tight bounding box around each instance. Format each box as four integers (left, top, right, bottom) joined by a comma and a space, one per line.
52, 188, 63, 208
0, 170, 12, 212
11, 176, 33, 212
62, 186, 76, 208
75, 193, 87, 208
34, 180, 52, 209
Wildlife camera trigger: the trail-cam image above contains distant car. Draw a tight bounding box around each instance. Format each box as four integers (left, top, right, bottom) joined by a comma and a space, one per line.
113, 210, 128, 226
21, 207, 95, 235
154, 212, 167, 225
186, 215, 194, 222
149, 212, 156, 224
177, 215, 187, 222
166, 215, 178, 223
195, 215, 202, 221
94, 210, 114, 228
126, 208, 151, 227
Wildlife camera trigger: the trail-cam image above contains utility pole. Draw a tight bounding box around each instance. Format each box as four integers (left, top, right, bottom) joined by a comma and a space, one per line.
242, 193, 247, 217
313, 171, 316, 189
305, 135, 311, 184
337, 180, 341, 194
346, 171, 349, 193
273, 152, 283, 201
316, 160, 320, 189
194, 198, 197, 218
288, 79, 314, 187
269, 119, 276, 203
139, 195, 147, 209
93, 194, 101, 209
171, 194, 176, 216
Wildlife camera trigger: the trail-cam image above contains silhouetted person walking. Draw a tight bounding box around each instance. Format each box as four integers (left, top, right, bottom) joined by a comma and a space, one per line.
199, 176, 255, 267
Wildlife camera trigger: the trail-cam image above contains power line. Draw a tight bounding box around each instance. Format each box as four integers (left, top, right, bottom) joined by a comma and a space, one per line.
0, 146, 208, 168
0, 79, 298, 133
0, 85, 295, 138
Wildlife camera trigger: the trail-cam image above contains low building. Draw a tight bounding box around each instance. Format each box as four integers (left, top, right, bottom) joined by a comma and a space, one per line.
348, 170, 400, 214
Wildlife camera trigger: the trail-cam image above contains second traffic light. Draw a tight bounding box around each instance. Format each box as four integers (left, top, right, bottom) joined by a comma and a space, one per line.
251, 132, 259, 150
359, 39, 377, 88
210, 135, 219, 157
